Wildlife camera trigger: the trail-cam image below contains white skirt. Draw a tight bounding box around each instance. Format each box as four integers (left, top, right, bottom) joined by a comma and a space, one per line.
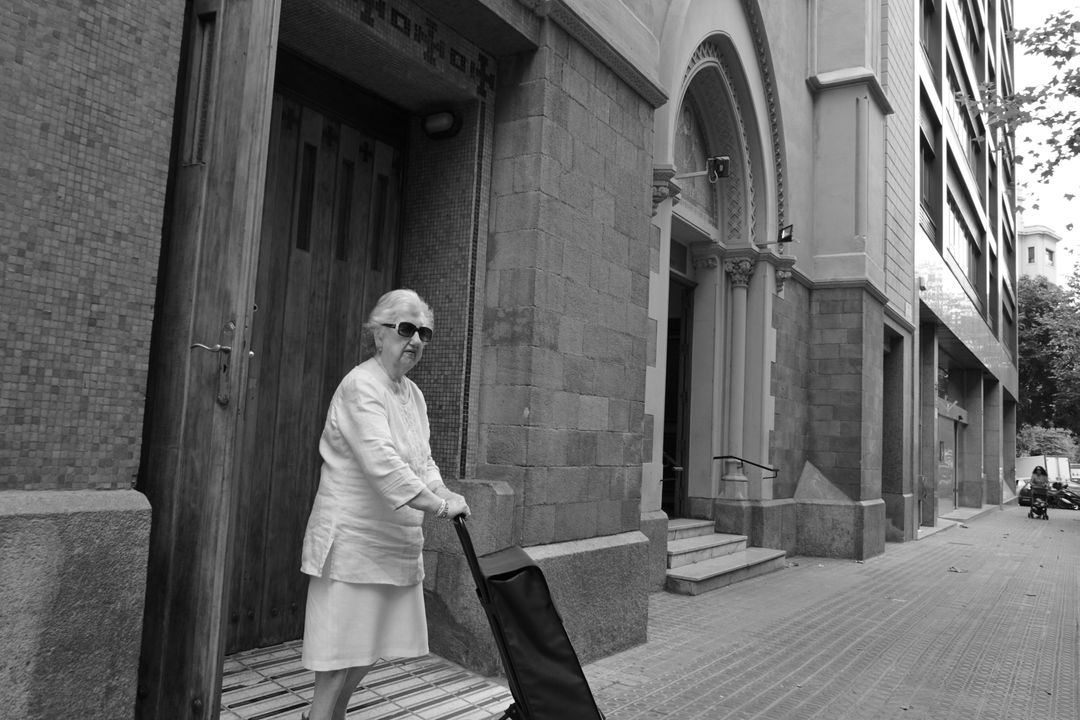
302, 575, 429, 671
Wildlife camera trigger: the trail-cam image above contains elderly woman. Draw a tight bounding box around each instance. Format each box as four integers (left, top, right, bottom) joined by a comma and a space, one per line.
300, 288, 470, 720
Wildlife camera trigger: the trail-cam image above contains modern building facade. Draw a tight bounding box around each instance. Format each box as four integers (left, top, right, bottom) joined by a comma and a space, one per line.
1, 1, 1018, 718
914, 0, 1018, 522
1018, 223, 1062, 284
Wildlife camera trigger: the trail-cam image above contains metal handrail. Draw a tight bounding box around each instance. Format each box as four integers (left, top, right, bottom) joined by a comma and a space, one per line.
713, 454, 779, 480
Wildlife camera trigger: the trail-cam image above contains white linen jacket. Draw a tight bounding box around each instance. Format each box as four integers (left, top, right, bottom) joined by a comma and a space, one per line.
301, 358, 445, 585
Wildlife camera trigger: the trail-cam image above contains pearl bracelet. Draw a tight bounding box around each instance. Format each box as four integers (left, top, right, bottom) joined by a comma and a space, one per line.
436, 498, 449, 518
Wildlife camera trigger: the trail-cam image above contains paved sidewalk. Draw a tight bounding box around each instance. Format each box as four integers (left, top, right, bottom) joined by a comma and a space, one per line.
586, 506, 1080, 720
222, 505, 1078, 719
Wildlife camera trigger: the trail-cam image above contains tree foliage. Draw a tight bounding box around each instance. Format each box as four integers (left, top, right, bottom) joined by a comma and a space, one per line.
1017, 272, 1080, 437
961, 9, 1080, 223
1010, 10, 1080, 184
1016, 424, 1080, 462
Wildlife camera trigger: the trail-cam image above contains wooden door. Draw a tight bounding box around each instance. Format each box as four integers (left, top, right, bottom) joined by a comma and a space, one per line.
226, 93, 403, 652
137, 1, 280, 717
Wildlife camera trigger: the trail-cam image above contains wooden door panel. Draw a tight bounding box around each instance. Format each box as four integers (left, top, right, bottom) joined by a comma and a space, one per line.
228, 95, 403, 652
137, 1, 280, 716
248, 106, 319, 647
359, 141, 402, 360
258, 107, 340, 644
227, 95, 302, 652
322, 125, 375, 410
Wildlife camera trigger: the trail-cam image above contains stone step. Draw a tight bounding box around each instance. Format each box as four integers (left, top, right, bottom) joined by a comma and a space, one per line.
667, 533, 747, 568
666, 518, 716, 541
665, 547, 788, 596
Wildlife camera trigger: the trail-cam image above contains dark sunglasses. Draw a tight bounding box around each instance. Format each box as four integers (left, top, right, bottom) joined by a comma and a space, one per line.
382, 321, 433, 343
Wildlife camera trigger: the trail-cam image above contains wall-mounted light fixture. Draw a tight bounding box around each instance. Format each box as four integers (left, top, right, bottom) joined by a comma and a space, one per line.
756, 224, 796, 248
674, 155, 730, 184
421, 110, 461, 139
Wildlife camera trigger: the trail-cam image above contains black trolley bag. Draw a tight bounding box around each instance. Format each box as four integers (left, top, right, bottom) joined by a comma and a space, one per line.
452, 516, 605, 720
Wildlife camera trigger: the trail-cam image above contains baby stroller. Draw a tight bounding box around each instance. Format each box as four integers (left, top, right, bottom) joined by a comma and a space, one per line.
1028, 483, 1049, 520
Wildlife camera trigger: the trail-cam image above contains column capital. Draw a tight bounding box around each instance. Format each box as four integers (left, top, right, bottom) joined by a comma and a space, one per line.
652, 164, 681, 215
724, 258, 756, 286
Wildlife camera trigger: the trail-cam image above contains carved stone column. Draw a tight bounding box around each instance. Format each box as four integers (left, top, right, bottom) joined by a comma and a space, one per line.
721, 257, 755, 497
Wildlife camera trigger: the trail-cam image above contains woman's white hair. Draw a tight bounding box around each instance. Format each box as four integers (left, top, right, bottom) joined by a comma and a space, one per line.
364, 289, 433, 334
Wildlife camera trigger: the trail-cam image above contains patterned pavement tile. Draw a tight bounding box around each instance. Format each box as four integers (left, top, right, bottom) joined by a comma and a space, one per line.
221, 644, 513, 719
224, 507, 1079, 720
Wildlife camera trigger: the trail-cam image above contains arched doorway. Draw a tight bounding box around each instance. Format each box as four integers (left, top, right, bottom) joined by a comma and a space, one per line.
663, 36, 768, 512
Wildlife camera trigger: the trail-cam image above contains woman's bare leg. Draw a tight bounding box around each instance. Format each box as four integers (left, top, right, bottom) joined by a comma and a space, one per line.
308, 669, 350, 720
330, 664, 373, 719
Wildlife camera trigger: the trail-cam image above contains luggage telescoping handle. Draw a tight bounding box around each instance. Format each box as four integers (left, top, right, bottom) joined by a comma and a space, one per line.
452, 515, 492, 605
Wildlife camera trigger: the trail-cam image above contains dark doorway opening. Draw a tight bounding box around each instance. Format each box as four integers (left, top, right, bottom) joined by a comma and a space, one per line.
663, 279, 693, 518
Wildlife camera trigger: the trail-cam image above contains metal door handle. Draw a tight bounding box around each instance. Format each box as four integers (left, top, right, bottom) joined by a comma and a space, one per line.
190, 343, 232, 354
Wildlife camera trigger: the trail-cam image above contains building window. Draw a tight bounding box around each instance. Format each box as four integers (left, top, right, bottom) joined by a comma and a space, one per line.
921, 0, 937, 62
1047, 248, 1055, 265
1027, 246, 1035, 263
946, 198, 981, 296
919, 139, 937, 244
946, 70, 979, 175
989, 249, 999, 335
1002, 299, 1017, 360
958, 0, 981, 69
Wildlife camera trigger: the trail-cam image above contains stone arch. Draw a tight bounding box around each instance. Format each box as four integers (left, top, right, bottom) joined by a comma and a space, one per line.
675, 35, 766, 246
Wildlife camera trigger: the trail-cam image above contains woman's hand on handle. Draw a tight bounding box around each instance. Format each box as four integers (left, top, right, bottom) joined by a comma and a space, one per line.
445, 493, 470, 519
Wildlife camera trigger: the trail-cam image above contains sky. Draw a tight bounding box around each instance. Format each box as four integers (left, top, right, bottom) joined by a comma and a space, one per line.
1012, 0, 1080, 280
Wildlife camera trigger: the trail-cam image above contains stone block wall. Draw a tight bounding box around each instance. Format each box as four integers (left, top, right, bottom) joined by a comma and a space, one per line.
796, 498, 886, 560
771, 280, 811, 499
983, 381, 1003, 504
0, 491, 151, 719
0, 0, 184, 491
481, 22, 653, 547
808, 288, 884, 500
959, 370, 986, 507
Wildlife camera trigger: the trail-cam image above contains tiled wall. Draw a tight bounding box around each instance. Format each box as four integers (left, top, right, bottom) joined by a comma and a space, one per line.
0, 1, 184, 490
481, 23, 653, 545
400, 99, 494, 481
882, 0, 917, 314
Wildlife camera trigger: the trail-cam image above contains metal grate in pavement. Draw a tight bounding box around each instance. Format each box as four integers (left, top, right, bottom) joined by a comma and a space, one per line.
220, 640, 513, 719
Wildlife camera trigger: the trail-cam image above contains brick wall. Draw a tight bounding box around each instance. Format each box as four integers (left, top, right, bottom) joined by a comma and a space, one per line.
482, 23, 653, 545
0, 1, 184, 490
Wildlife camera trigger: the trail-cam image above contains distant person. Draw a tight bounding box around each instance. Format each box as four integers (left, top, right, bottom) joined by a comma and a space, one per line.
1027, 465, 1051, 520
299, 289, 471, 720
1030, 465, 1050, 491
